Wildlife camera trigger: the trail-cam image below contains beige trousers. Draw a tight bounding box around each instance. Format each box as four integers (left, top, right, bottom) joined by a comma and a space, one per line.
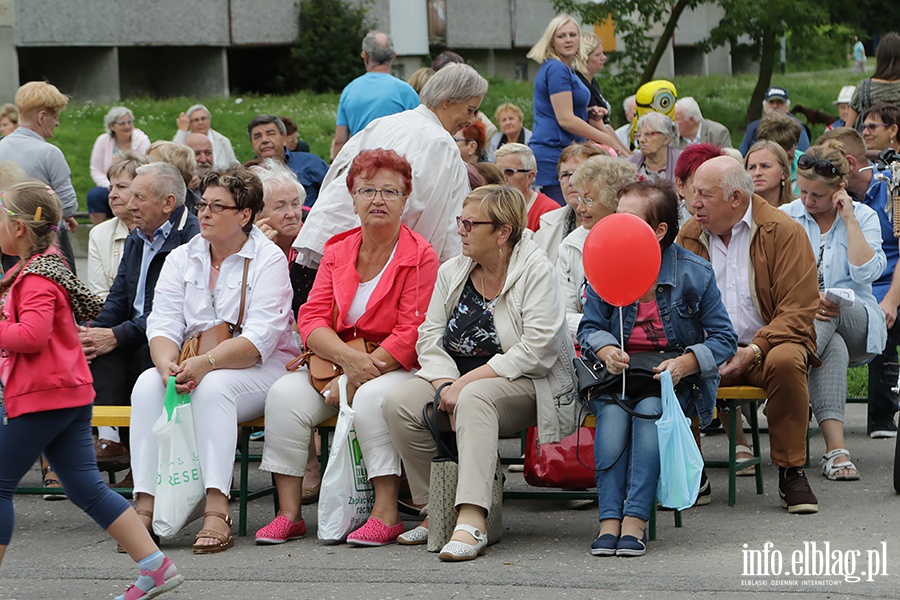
383, 376, 536, 511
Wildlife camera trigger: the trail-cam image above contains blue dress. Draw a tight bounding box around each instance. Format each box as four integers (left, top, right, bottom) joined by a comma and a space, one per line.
529, 58, 590, 188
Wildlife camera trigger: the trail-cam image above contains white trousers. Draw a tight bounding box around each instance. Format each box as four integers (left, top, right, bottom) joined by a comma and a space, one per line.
260, 368, 416, 480
130, 360, 287, 496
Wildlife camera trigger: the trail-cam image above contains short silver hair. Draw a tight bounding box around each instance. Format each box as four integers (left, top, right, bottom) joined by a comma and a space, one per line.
493, 142, 536, 172
720, 164, 754, 200
676, 97, 702, 121
135, 162, 186, 208
186, 104, 211, 121
251, 158, 306, 205
362, 31, 394, 65
419, 63, 489, 108
637, 111, 677, 142
104, 106, 133, 133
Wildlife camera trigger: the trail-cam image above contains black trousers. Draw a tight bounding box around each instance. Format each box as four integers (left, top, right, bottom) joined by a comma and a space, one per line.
90, 343, 153, 447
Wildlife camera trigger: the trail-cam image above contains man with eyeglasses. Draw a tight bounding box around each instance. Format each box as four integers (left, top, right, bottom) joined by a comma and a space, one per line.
494, 143, 561, 231
816, 127, 899, 438
173, 104, 238, 170
79, 162, 200, 472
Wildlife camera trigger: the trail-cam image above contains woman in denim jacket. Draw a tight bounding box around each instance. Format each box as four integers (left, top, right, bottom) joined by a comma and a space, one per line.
577, 179, 736, 558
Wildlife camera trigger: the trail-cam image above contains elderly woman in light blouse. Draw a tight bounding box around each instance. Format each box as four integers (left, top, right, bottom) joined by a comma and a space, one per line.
558, 155, 637, 338
129, 166, 298, 555
87, 107, 151, 224
86, 154, 149, 300
383, 185, 578, 562
627, 112, 681, 183
173, 104, 238, 170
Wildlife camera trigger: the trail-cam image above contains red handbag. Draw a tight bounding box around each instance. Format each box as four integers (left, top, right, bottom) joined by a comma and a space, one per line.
523, 426, 597, 490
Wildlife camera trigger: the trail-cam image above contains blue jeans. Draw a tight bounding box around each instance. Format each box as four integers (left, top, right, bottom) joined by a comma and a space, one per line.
0, 405, 130, 545
87, 185, 113, 217
589, 396, 662, 523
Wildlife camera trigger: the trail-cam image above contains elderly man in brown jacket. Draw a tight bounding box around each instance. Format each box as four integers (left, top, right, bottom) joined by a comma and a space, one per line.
677, 156, 820, 514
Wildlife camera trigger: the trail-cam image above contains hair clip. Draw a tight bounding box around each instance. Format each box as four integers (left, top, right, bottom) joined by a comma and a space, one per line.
34, 206, 42, 221
48, 224, 59, 231
44, 185, 55, 196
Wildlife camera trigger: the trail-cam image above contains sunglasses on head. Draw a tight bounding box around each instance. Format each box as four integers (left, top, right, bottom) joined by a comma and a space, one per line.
797, 154, 840, 178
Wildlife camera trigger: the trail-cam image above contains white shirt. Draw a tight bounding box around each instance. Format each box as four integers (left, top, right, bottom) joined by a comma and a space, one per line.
345, 243, 397, 326
87, 217, 130, 301
707, 203, 766, 345
147, 226, 299, 364
294, 105, 468, 268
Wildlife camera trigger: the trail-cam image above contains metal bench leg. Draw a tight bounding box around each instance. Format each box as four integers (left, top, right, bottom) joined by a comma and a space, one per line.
749, 402, 764, 495
727, 401, 738, 507
238, 425, 251, 536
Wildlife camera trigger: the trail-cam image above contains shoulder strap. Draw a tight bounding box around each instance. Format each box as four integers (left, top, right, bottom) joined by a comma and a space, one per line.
234, 257, 250, 333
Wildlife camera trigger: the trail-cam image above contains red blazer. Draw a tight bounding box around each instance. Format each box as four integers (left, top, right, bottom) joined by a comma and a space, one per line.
0, 254, 94, 419
298, 225, 439, 371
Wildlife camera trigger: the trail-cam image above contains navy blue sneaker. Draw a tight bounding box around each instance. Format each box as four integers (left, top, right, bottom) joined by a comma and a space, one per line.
590, 533, 618, 556
616, 530, 648, 557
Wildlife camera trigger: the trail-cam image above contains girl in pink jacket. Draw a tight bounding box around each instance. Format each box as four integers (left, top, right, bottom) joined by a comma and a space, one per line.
0, 181, 183, 600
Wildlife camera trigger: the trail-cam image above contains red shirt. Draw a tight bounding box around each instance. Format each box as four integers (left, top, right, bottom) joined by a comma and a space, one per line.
528, 192, 562, 232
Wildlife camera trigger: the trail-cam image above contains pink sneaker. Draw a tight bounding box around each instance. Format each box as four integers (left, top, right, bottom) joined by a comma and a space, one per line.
346, 517, 405, 547
255, 515, 307, 545
115, 557, 184, 600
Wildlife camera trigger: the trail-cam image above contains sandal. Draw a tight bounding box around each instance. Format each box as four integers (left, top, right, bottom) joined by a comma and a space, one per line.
192, 511, 234, 554
41, 462, 67, 501
821, 448, 860, 481
735, 444, 757, 477
116, 509, 159, 554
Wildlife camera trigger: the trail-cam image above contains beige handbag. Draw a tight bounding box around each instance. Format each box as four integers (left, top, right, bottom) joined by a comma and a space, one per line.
424, 384, 503, 552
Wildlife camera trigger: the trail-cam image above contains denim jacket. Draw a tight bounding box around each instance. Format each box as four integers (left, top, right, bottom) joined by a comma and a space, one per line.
577, 243, 738, 427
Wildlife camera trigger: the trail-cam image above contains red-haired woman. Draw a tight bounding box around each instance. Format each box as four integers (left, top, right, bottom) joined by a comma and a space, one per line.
256, 149, 440, 547
454, 120, 487, 164
673, 142, 724, 223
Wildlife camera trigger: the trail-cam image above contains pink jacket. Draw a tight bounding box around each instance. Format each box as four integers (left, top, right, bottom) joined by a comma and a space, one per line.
89, 129, 151, 187
0, 254, 94, 419
298, 225, 439, 371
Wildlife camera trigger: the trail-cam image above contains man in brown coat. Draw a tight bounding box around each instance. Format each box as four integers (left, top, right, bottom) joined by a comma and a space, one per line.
677, 156, 820, 514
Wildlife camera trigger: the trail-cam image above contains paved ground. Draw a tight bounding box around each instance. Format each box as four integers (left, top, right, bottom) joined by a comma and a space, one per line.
1, 403, 897, 599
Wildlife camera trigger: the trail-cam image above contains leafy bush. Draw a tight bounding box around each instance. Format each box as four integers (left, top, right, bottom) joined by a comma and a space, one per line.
278, 0, 372, 93
786, 24, 859, 72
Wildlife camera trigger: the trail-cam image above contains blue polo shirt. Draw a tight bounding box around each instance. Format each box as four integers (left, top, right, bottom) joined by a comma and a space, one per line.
285, 149, 329, 208
853, 166, 897, 301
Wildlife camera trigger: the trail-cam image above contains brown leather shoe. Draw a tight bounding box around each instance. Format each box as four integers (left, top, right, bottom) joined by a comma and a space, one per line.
95, 439, 129, 462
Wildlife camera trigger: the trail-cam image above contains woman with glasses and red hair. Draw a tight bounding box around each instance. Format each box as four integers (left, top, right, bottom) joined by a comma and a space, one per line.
782, 140, 887, 482
382, 185, 578, 562
256, 149, 438, 547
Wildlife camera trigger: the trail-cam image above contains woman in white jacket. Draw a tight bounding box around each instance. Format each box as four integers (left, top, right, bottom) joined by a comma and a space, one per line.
383, 185, 578, 562
557, 155, 637, 338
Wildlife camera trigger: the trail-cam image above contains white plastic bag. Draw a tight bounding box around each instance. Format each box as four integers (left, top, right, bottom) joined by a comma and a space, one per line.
317, 375, 374, 543
656, 370, 704, 510
152, 377, 205, 538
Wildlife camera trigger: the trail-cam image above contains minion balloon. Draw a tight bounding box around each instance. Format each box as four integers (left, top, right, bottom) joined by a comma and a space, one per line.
629, 80, 677, 150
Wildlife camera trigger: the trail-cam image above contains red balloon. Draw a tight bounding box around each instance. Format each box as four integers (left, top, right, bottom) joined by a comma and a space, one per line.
582, 213, 661, 307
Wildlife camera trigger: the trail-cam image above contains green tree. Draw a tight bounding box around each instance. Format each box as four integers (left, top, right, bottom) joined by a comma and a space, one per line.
281, 0, 372, 93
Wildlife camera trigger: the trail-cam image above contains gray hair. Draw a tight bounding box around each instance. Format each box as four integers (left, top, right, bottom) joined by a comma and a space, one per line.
186, 104, 211, 120
362, 31, 394, 65
676, 97, 702, 121
637, 111, 677, 143
247, 114, 287, 137
104, 106, 133, 133
251, 158, 306, 204
135, 162, 186, 208
419, 63, 489, 108
493, 142, 536, 171
720, 164, 754, 201
623, 95, 636, 113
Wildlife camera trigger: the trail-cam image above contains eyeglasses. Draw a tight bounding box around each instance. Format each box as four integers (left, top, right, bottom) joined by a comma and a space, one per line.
861, 122, 888, 131
195, 200, 243, 214
557, 171, 575, 181
797, 154, 840, 178
354, 187, 405, 201
502, 168, 532, 178
576, 195, 596, 207
456, 216, 493, 232
113, 119, 134, 126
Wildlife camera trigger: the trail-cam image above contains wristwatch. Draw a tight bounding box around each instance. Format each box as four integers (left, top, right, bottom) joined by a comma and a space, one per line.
206, 353, 217, 369
748, 343, 763, 366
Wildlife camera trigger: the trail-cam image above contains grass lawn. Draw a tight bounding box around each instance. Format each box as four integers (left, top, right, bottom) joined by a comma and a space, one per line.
48, 62, 871, 212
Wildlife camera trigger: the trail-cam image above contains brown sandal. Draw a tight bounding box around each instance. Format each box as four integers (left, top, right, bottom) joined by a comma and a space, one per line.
116, 509, 160, 553
192, 511, 234, 554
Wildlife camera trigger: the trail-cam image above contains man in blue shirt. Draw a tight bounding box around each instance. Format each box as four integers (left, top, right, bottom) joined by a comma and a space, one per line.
739, 87, 811, 156
330, 31, 420, 160
248, 115, 328, 208
818, 128, 899, 437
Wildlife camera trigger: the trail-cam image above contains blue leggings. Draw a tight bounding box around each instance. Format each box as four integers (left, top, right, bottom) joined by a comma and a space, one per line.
0, 405, 130, 545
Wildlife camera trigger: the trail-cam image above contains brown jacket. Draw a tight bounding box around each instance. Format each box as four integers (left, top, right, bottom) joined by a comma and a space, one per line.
677, 194, 819, 365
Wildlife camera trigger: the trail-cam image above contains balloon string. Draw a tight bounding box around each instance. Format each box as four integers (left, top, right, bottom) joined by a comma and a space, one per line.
619, 307, 625, 398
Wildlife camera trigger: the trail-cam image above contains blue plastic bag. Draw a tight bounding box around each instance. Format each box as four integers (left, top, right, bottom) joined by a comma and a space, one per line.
656, 370, 703, 510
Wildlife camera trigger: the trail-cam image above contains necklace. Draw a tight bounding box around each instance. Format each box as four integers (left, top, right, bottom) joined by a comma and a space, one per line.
479, 269, 502, 307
